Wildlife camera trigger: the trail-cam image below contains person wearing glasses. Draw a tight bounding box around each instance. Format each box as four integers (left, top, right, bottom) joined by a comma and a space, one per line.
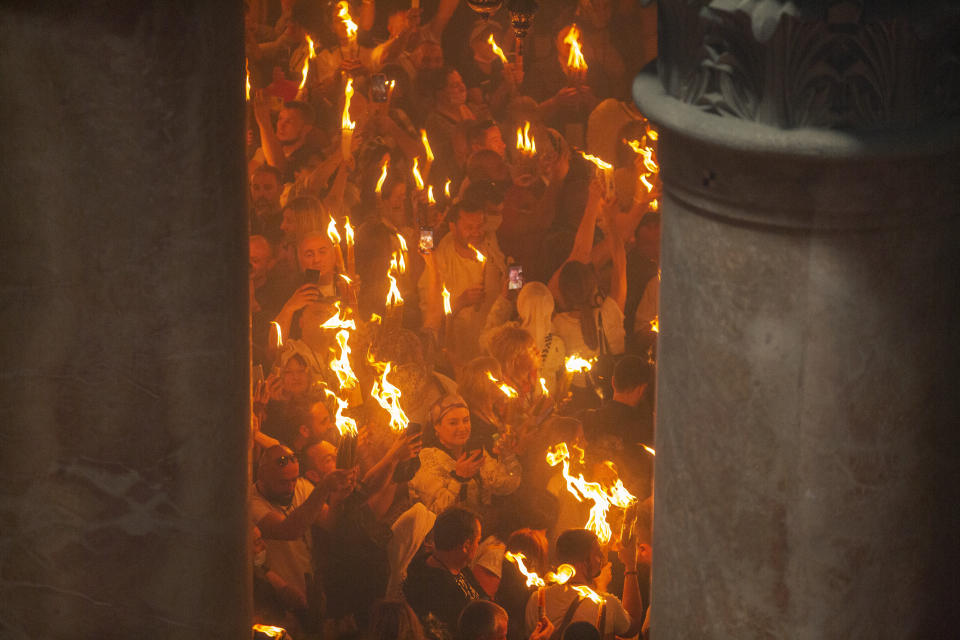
250, 445, 352, 604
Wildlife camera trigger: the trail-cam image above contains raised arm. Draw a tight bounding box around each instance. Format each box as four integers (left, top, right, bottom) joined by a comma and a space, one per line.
548, 175, 603, 300
424, 0, 460, 41
603, 201, 627, 312
252, 92, 288, 173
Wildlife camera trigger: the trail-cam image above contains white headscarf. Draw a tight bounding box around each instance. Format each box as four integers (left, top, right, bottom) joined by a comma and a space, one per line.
517, 282, 555, 349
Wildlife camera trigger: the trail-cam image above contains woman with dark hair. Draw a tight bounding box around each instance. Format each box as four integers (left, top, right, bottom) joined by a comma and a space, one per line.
365, 599, 428, 640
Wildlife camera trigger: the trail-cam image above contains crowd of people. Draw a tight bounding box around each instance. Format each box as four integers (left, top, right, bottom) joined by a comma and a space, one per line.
245, 1, 660, 638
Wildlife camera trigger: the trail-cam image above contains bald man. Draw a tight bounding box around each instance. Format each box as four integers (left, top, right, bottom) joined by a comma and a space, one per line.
250, 445, 350, 596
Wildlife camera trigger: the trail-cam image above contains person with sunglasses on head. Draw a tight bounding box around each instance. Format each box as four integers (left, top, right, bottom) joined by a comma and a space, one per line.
250, 444, 353, 604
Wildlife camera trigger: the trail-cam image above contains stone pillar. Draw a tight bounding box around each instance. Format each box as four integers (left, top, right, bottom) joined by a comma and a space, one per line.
0, 3, 249, 639
636, 2, 960, 638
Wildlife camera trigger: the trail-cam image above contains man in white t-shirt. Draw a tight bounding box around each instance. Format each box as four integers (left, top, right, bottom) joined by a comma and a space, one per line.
250, 445, 349, 596
524, 529, 644, 638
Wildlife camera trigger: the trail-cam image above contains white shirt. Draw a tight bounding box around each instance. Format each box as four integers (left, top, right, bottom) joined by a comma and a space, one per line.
249, 478, 314, 594
525, 583, 632, 637
552, 296, 626, 359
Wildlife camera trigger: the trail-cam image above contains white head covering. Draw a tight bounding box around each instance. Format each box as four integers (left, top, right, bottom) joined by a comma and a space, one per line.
517, 281, 555, 349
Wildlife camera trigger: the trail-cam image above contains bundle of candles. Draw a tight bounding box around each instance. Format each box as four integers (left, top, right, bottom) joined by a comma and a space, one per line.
503, 553, 608, 632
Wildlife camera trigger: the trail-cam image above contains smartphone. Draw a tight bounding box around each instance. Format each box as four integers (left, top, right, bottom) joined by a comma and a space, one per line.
371, 73, 389, 103
419, 227, 434, 253
303, 268, 321, 284
508, 264, 524, 290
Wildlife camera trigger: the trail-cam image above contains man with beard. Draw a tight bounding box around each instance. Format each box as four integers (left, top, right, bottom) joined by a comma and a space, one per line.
250, 444, 351, 598
524, 529, 643, 638
249, 165, 284, 242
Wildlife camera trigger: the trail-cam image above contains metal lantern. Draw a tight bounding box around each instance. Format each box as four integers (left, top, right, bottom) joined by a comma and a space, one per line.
467, 0, 503, 19
508, 0, 538, 40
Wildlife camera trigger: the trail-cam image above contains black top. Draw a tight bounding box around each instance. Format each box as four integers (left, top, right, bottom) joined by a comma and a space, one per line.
403, 550, 486, 638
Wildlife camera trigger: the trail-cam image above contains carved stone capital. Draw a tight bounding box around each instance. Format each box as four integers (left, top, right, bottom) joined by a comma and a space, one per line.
656, 0, 960, 129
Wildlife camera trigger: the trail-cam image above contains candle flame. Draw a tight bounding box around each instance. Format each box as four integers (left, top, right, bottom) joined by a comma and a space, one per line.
571, 584, 605, 605
368, 357, 410, 433
642, 445, 656, 456
344, 216, 355, 246
504, 552, 545, 588
342, 77, 356, 130
650, 316, 659, 333
516, 121, 536, 156
580, 152, 612, 171
326, 216, 342, 244
444, 179, 452, 198
486, 371, 520, 398
539, 377, 549, 396
245, 59, 251, 101
442, 284, 452, 315
330, 329, 359, 389
647, 127, 659, 141
340, 273, 353, 284
639, 172, 655, 193
467, 244, 486, 264
337, 1, 358, 40
299, 56, 310, 91
564, 355, 594, 373
412, 157, 425, 191
306, 35, 316, 60
563, 24, 588, 72
420, 130, 435, 163
323, 389, 358, 436
545, 442, 637, 545
386, 254, 404, 307
546, 564, 576, 585
649, 198, 660, 212
376, 156, 389, 194
252, 624, 288, 639
427, 185, 436, 204
270, 321, 283, 348
319, 301, 357, 331
370, 312, 382, 324
487, 33, 509, 64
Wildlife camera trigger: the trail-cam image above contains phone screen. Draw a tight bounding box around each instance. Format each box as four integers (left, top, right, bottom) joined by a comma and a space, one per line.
419, 227, 434, 253
508, 264, 524, 290
371, 73, 388, 103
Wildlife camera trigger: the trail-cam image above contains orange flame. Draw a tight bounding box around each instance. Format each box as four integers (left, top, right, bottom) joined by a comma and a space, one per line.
270, 321, 283, 348
252, 625, 288, 639
545, 442, 637, 545
412, 157, 425, 191
427, 185, 436, 204
376, 156, 389, 194
564, 355, 594, 373
468, 244, 486, 264
386, 254, 404, 307
299, 56, 310, 91
580, 152, 612, 171
442, 285, 452, 315
516, 121, 536, 156
571, 584, 604, 605
487, 33, 509, 64
642, 445, 656, 456
486, 371, 520, 398
319, 301, 357, 331
368, 357, 410, 432
344, 216, 355, 246
444, 179, 452, 198
504, 552, 545, 588
342, 77, 356, 130
546, 564, 576, 585
639, 172, 655, 193
327, 216, 342, 245
650, 316, 659, 333
539, 377, 549, 396
337, 1, 358, 40
563, 24, 588, 72
330, 329, 358, 389
420, 130, 435, 163
245, 59, 251, 101
649, 198, 660, 212
323, 389, 359, 437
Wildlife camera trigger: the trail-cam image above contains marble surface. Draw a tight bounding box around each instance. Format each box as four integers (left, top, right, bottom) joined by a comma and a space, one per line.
641, 83, 960, 638
0, 3, 250, 639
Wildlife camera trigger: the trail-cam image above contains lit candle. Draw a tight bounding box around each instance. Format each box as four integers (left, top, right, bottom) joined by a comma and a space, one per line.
327, 216, 346, 273
341, 77, 357, 162
468, 244, 486, 290
344, 216, 355, 276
